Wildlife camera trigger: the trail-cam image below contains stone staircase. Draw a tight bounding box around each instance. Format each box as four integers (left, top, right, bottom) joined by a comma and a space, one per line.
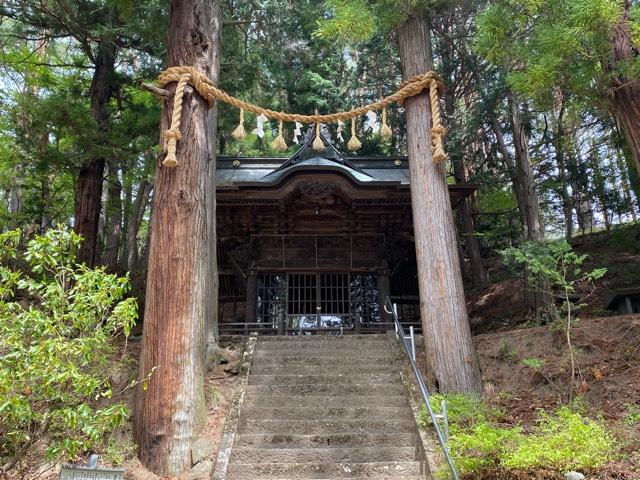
224, 334, 428, 479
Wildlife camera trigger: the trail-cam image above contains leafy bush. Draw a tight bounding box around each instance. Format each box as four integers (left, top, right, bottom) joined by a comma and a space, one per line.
418, 395, 616, 478
0, 228, 137, 472
503, 407, 615, 470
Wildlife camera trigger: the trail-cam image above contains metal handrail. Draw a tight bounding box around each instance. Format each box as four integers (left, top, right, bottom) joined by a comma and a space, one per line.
385, 298, 459, 480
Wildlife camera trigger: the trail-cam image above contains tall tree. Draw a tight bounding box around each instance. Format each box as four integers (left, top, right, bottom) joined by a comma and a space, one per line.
398, 14, 481, 393
135, 0, 221, 475
316, 2, 482, 393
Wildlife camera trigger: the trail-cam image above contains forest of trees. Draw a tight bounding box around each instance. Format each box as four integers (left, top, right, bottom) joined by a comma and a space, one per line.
1, 0, 639, 477
0, 0, 637, 282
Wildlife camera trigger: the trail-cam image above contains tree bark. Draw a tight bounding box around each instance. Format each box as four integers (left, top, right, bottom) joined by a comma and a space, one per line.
488, 111, 528, 231
452, 157, 486, 288
552, 101, 574, 241
125, 180, 152, 270
135, 0, 221, 475
510, 98, 544, 241
75, 41, 116, 266
102, 164, 123, 267
610, 0, 640, 173
397, 14, 482, 395
616, 150, 637, 220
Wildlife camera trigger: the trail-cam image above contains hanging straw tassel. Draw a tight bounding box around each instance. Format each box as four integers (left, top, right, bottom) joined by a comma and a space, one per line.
271, 119, 288, 152
231, 108, 246, 140
428, 79, 448, 163
162, 73, 191, 167
312, 122, 325, 152
346, 118, 361, 151
380, 108, 392, 140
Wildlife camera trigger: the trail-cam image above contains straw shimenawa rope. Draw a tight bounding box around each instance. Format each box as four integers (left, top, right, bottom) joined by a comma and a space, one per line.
155, 66, 447, 167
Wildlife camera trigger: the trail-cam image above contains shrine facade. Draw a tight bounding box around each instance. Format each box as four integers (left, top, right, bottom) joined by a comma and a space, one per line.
216, 127, 474, 335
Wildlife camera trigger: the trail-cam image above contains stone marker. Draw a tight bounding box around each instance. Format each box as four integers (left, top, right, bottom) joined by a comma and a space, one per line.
60, 455, 124, 480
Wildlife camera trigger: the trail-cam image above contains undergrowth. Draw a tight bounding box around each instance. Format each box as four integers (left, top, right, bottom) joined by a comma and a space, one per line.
418, 394, 617, 478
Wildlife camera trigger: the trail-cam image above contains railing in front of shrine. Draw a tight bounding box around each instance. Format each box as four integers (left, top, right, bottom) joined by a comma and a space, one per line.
218, 318, 422, 336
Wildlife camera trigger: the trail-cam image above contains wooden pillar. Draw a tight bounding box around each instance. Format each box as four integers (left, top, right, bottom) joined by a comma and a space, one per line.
245, 267, 257, 334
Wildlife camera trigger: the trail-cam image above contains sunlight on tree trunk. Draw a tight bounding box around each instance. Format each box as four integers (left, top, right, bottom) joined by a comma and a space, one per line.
134, 0, 221, 475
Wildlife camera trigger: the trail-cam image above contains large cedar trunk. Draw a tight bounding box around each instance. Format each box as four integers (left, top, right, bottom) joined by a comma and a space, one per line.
135, 0, 221, 475
124, 180, 152, 270
552, 98, 574, 241
102, 163, 122, 267
75, 42, 116, 266
397, 15, 482, 394
510, 98, 544, 241
611, 0, 640, 173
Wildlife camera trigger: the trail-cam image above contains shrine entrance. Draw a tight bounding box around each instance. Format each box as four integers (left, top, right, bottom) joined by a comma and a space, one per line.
256, 272, 380, 334
214, 125, 475, 335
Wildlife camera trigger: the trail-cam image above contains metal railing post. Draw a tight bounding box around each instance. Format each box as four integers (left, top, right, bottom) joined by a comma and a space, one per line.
441, 399, 450, 444
387, 298, 459, 480
409, 325, 416, 362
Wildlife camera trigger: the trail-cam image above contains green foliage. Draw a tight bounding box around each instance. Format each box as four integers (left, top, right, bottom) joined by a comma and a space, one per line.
0, 228, 137, 470
522, 357, 544, 370
475, 0, 636, 107
101, 435, 138, 467
419, 395, 616, 477
503, 407, 615, 470
313, 0, 377, 42
623, 403, 640, 426
502, 240, 607, 312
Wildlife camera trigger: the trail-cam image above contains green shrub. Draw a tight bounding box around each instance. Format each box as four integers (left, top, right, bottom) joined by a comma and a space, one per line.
0, 228, 137, 472
449, 422, 523, 475
503, 407, 615, 470
419, 395, 616, 478
522, 357, 544, 370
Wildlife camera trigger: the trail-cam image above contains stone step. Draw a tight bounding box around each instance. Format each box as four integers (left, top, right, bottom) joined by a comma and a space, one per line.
250, 364, 398, 375
233, 432, 418, 448
230, 446, 417, 463
237, 418, 416, 435
239, 406, 413, 421
245, 383, 404, 396
242, 394, 410, 408
255, 344, 392, 354
225, 460, 424, 479
258, 335, 389, 343
251, 354, 392, 365
248, 373, 401, 385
